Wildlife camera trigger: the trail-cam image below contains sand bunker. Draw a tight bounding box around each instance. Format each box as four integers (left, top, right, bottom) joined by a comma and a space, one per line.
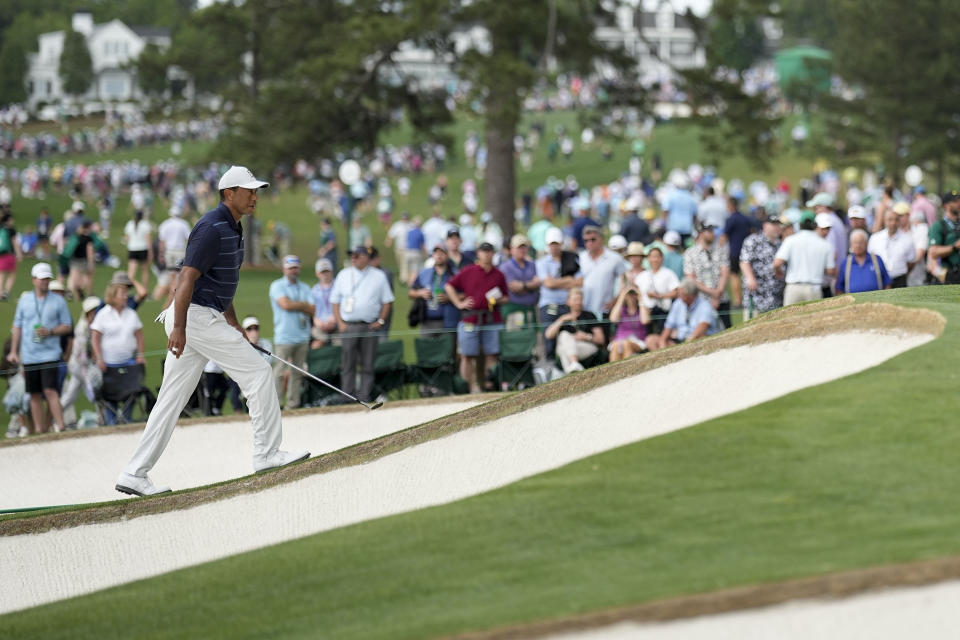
0, 400, 482, 510
0, 329, 933, 615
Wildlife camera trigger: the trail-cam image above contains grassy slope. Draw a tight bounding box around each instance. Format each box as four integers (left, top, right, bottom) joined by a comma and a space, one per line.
0, 112, 814, 420
1, 286, 958, 638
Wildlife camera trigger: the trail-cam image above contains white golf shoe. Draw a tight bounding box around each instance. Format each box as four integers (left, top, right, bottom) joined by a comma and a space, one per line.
115, 473, 172, 497
254, 450, 311, 474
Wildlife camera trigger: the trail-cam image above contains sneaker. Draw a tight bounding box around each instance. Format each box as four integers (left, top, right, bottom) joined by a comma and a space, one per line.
253, 450, 310, 474
17, 425, 28, 438
115, 472, 172, 497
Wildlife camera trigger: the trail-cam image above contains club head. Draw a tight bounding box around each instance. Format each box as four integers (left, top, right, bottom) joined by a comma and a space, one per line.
367, 401, 384, 410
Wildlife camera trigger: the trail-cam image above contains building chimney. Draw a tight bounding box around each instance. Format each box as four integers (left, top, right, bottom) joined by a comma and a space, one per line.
72, 11, 94, 37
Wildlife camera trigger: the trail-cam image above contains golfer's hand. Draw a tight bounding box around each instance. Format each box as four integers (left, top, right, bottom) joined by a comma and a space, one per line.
168, 327, 186, 359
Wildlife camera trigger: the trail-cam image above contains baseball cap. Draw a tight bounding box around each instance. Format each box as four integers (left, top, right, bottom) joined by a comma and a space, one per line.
916, 185, 927, 194
315, 258, 333, 273
31, 263, 53, 279
282, 255, 301, 268
763, 215, 782, 225
349, 246, 369, 256
71, 201, 84, 212
433, 243, 448, 253
510, 234, 529, 249
942, 190, 960, 204
608, 234, 627, 251
459, 213, 472, 225
545, 227, 564, 245
695, 220, 715, 233
480, 211, 492, 223
799, 210, 817, 225
217, 165, 270, 190
815, 212, 833, 229
805, 192, 835, 208
663, 230, 682, 246
110, 271, 133, 286
446, 227, 460, 238
778, 213, 793, 225
477, 241, 495, 252
241, 316, 260, 330
847, 205, 866, 219
626, 241, 645, 257
48, 280, 65, 292
82, 296, 101, 313
892, 201, 911, 215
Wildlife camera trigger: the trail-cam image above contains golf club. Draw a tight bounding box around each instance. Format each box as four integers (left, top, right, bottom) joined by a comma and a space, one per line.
250, 343, 383, 410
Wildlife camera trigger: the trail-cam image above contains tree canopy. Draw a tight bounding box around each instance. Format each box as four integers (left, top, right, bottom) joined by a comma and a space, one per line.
59, 28, 93, 98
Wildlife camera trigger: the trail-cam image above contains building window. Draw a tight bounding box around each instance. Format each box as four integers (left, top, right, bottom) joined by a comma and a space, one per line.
28, 81, 34, 95
670, 41, 694, 57
46, 80, 52, 96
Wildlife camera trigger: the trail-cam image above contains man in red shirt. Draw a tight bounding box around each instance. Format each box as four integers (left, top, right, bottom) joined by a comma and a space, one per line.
444, 242, 508, 393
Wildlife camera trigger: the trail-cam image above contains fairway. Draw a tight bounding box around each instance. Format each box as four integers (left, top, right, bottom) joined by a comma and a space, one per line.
0, 289, 955, 638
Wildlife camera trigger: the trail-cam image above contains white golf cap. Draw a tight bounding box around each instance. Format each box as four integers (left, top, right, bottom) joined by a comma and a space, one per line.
48, 280, 65, 292
608, 234, 627, 250
82, 296, 101, 313
315, 258, 333, 272
663, 230, 682, 246
218, 165, 270, 190
815, 212, 833, 229
545, 227, 564, 245
805, 192, 835, 208
31, 263, 53, 279
71, 200, 84, 212
241, 316, 261, 329
847, 205, 866, 219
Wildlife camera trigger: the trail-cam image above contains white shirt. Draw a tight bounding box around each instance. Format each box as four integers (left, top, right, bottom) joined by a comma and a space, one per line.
90, 305, 143, 365
579, 248, 627, 316
422, 216, 452, 255
774, 230, 835, 285
124, 220, 153, 251
908, 223, 930, 287
158, 217, 191, 252
867, 229, 915, 278
330, 266, 395, 323
697, 195, 728, 228
387, 220, 410, 247
635, 267, 679, 310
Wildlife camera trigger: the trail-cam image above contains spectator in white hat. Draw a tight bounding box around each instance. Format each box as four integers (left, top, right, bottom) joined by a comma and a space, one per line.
153, 207, 191, 301
847, 205, 869, 234
536, 226, 583, 361
269, 255, 315, 409
311, 258, 337, 348
661, 230, 685, 280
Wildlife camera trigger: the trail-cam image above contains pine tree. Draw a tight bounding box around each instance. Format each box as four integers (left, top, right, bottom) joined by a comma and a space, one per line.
59, 28, 93, 98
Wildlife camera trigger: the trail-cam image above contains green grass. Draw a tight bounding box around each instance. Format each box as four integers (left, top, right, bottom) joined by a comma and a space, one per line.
1, 112, 812, 422
0, 286, 958, 638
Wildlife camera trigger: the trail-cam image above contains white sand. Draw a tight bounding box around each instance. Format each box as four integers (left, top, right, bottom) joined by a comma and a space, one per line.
551, 580, 960, 639
0, 402, 481, 510
0, 331, 933, 615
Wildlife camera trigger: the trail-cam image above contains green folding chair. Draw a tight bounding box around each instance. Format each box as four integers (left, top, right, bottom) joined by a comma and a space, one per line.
301, 345, 342, 406
497, 327, 537, 390
372, 340, 408, 399
408, 335, 455, 396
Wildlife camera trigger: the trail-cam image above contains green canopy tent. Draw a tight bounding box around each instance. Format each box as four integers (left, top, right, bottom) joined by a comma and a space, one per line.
775, 46, 833, 95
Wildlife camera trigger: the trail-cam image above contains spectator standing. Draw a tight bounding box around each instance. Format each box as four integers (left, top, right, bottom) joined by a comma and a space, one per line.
911, 186, 937, 227
806, 193, 848, 289
331, 246, 394, 403
9, 263, 73, 434
635, 246, 679, 335
739, 216, 785, 318
929, 191, 960, 284
369, 247, 395, 339
154, 209, 192, 301
458, 213, 478, 252
385, 211, 412, 283
663, 176, 698, 245
444, 242, 508, 394
867, 208, 915, 288
836, 229, 891, 294
410, 244, 459, 337
847, 205, 869, 235
477, 212, 504, 251
579, 225, 627, 317
684, 223, 731, 328
773, 211, 836, 305
571, 204, 600, 250
721, 196, 757, 310
60, 296, 103, 427
310, 259, 337, 348
91, 282, 146, 424
652, 278, 720, 349
907, 209, 930, 287
318, 217, 338, 271
697, 187, 728, 229
64, 220, 95, 300
536, 227, 582, 362
36, 208, 52, 259
269, 255, 315, 409
543, 288, 604, 373
124, 210, 153, 291
0, 213, 23, 300
499, 234, 540, 325
619, 196, 652, 245
348, 216, 372, 251
445, 227, 475, 272
404, 217, 426, 282
661, 230, 685, 279
423, 209, 452, 253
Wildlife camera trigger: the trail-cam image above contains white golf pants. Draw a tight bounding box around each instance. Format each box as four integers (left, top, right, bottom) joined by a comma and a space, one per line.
123, 303, 283, 477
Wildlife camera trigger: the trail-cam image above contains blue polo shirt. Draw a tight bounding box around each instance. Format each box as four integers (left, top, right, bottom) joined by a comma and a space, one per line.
836, 253, 891, 293
13, 291, 73, 364
269, 277, 313, 344
664, 296, 719, 341
184, 203, 244, 312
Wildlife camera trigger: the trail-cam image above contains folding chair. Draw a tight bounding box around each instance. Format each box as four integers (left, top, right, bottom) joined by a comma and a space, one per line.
97, 363, 155, 425
372, 340, 407, 400
408, 335, 455, 397
301, 345, 342, 407
497, 327, 537, 390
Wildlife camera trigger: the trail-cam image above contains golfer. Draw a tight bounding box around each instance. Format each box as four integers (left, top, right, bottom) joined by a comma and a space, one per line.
116, 166, 309, 497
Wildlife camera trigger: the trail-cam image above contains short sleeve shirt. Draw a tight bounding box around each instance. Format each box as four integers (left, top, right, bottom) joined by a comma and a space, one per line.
739, 233, 784, 313
13, 291, 73, 364
579, 249, 627, 315
774, 230, 835, 284
930, 218, 960, 268
158, 217, 192, 252
446, 264, 509, 324
684, 244, 730, 303
184, 203, 244, 312
664, 297, 719, 341
498, 258, 539, 306
124, 220, 153, 251
270, 277, 313, 344
556, 310, 599, 334
90, 305, 143, 365
635, 267, 679, 310
330, 266, 395, 323
536, 255, 581, 308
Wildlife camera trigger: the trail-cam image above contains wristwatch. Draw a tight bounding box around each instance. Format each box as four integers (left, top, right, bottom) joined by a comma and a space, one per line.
374, 318, 385, 326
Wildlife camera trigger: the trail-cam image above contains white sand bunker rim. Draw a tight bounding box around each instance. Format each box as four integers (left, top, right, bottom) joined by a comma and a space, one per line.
0, 401, 483, 510
0, 330, 934, 615
552, 579, 960, 639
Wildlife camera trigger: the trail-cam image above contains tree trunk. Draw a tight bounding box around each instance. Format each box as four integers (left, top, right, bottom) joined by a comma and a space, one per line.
484, 121, 517, 241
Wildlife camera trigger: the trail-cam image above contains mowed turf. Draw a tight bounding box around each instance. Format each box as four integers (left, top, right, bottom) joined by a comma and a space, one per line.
1, 287, 958, 638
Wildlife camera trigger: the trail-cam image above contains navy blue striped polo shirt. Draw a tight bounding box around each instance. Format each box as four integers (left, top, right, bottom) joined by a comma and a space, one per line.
183, 203, 244, 312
